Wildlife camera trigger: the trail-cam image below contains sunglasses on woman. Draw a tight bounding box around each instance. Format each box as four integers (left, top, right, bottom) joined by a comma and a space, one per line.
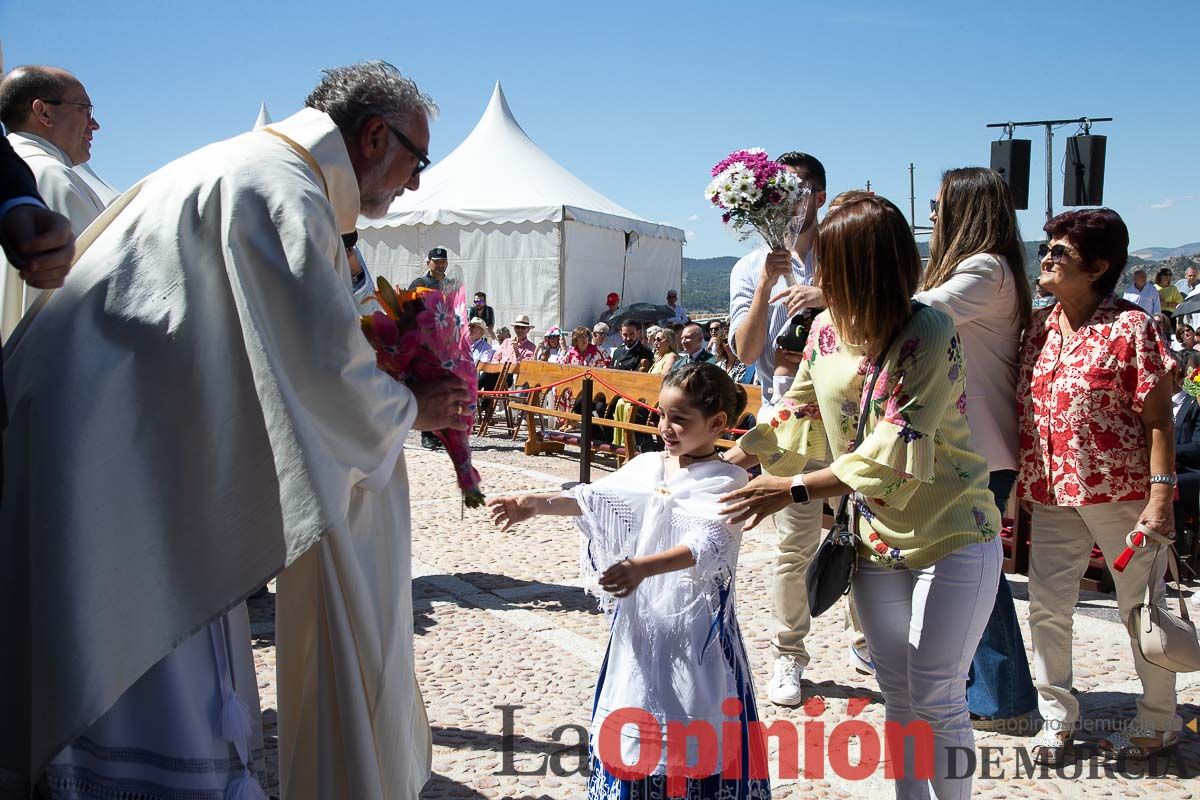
1037, 243, 1072, 263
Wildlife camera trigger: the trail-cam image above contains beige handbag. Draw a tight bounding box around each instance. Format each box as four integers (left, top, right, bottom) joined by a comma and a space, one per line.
1127, 525, 1200, 673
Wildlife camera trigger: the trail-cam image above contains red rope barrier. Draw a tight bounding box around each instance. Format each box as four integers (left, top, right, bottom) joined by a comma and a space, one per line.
477, 373, 580, 397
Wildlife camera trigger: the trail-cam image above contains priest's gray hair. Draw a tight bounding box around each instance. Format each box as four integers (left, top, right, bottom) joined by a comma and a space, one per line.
306, 61, 437, 137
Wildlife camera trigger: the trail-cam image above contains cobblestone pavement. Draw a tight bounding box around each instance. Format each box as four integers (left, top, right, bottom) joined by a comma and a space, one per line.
249, 430, 1200, 799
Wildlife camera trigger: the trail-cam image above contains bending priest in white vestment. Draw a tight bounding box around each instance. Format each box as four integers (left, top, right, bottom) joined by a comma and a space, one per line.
0, 66, 108, 338
0, 62, 460, 800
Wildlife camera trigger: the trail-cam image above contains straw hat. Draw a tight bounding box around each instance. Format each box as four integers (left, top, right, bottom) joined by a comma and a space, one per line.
468, 317, 489, 331
512, 314, 533, 328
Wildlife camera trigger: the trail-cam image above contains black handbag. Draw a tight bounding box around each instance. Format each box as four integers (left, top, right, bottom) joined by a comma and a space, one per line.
805, 306, 921, 617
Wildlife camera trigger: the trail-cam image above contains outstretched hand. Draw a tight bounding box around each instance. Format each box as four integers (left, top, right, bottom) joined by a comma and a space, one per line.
720, 474, 794, 530
487, 494, 536, 532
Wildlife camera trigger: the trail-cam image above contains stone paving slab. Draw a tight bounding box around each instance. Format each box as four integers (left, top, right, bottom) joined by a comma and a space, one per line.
248, 430, 1200, 799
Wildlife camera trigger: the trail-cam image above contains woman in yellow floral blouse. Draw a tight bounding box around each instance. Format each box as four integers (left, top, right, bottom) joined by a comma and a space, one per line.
721, 196, 1001, 800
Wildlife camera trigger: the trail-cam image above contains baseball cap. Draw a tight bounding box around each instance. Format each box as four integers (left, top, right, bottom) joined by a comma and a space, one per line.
545, 326, 562, 337
606, 292, 620, 305
428, 246, 448, 260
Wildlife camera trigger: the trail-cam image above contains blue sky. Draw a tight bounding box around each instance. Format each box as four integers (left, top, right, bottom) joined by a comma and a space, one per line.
3, 0, 1197, 257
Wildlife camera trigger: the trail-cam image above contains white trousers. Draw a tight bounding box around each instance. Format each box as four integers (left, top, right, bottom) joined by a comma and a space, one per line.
853, 538, 1001, 800
1027, 501, 1180, 734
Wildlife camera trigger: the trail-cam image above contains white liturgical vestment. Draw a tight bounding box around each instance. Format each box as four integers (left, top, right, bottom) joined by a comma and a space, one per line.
1, 108, 431, 799
0, 131, 107, 338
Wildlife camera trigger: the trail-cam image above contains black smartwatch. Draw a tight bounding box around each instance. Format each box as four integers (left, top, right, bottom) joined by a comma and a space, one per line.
790, 475, 811, 505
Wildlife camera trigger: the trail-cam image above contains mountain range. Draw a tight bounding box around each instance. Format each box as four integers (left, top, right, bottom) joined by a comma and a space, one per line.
1131, 243, 1200, 260
682, 241, 1195, 315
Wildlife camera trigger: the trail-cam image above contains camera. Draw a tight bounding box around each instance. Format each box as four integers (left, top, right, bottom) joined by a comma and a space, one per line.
775, 308, 823, 353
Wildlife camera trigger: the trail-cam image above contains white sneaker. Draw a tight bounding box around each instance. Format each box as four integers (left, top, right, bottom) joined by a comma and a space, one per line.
849, 644, 875, 676
767, 655, 804, 706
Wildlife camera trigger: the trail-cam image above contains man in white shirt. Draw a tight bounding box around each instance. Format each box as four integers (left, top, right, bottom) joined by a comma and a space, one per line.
727, 152, 846, 706
0, 65, 106, 336
663, 289, 688, 326
1175, 267, 1199, 296
469, 317, 494, 364
1122, 269, 1160, 316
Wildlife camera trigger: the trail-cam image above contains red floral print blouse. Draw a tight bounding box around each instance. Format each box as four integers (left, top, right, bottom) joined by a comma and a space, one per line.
1016, 296, 1173, 506
563, 344, 611, 368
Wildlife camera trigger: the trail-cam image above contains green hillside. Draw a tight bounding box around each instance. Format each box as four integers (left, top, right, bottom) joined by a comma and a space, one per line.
682, 256, 738, 314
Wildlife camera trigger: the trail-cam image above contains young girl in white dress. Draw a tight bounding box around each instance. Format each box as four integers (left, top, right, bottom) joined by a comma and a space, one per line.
489, 363, 771, 800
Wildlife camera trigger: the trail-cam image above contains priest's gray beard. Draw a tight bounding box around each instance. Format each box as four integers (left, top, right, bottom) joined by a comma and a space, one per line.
359, 142, 403, 218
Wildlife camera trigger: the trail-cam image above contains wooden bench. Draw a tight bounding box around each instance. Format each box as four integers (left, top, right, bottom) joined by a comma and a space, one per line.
476, 361, 516, 436
507, 361, 762, 466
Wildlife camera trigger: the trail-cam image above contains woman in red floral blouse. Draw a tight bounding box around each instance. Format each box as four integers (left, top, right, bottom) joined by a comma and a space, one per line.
1016, 208, 1180, 764
563, 326, 611, 368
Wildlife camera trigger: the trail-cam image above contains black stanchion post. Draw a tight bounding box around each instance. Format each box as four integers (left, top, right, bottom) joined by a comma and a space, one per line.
579, 376, 594, 484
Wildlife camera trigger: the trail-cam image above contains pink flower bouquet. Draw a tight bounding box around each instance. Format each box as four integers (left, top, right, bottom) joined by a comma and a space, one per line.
705, 148, 812, 249
360, 279, 484, 507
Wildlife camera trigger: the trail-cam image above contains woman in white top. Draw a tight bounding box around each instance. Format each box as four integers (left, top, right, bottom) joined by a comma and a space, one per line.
917, 166, 1039, 729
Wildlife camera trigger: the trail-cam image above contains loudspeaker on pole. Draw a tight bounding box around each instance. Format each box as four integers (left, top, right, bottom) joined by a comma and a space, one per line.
990, 139, 1031, 210
1064, 135, 1106, 206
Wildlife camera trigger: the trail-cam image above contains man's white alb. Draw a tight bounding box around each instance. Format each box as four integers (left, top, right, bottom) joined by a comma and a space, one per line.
1, 108, 430, 799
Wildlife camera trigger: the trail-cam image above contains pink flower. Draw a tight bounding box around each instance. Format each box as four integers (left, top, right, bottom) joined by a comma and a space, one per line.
818, 324, 837, 355
873, 370, 891, 399
883, 393, 904, 424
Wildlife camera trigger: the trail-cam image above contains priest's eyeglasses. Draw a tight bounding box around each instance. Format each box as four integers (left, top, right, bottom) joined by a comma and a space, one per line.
43, 99, 95, 118
384, 121, 431, 178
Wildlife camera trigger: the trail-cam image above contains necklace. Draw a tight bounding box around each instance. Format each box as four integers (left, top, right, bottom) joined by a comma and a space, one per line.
683, 448, 720, 462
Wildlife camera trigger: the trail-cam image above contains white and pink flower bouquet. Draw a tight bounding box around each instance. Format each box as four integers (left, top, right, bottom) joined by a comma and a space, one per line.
705, 148, 812, 249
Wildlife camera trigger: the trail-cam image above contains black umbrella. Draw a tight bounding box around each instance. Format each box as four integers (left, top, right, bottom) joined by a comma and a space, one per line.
608, 303, 676, 329
1174, 294, 1200, 318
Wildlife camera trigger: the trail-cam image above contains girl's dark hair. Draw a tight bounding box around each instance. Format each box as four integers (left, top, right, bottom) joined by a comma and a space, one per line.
661, 362, 748, 423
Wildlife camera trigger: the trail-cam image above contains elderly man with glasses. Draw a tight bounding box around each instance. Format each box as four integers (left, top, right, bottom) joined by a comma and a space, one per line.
0, 65, 105, 335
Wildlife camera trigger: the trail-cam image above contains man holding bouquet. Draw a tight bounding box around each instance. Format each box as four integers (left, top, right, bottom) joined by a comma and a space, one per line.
726, 151, 869, 705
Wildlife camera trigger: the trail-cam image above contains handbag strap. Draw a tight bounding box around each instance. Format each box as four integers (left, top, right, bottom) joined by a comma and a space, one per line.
833, 302, 926, 523
1145, 538, 1190, 622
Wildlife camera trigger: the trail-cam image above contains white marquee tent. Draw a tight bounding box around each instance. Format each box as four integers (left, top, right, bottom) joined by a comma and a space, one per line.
357, 82, 685, 333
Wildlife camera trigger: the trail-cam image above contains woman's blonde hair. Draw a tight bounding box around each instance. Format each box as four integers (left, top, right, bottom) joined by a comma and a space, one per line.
816, 196, 920, 358
654, 328, 679, 354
